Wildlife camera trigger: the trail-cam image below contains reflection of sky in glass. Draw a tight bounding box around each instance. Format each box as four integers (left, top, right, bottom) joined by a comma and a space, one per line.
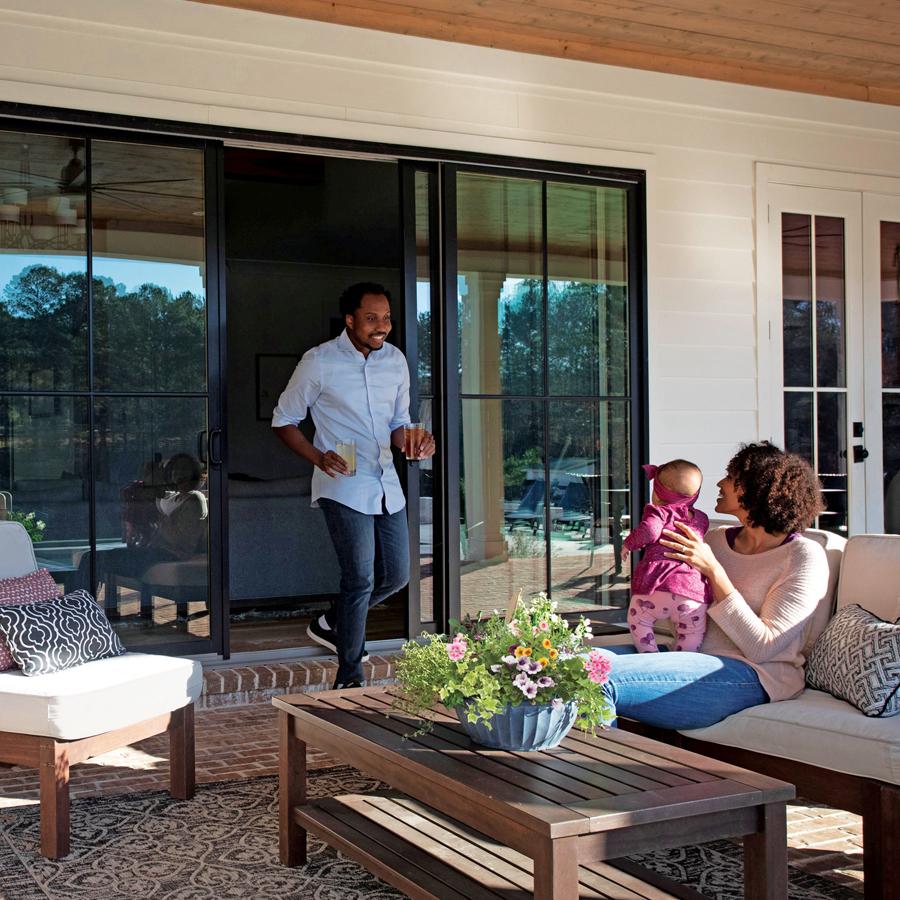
0, 254, 203, 299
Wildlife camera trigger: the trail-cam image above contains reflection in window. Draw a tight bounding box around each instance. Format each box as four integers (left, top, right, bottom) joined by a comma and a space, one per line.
881, 221, 900, 534
460, 399, 545, 616
0, 132, 88, 391
91, 141, 206, 393
0, 396, 90, 593
781, 213, 848, 534
456, 171, 632, 617
93, 396, 209, 642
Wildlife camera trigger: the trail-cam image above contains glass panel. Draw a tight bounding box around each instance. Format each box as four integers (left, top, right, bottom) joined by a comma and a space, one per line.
457, 173, 543, 396
549, 400, 630, 618
93, 397, 209, 644
784, 392, 814, 464
0, 132, 88, 391
0, 396, 89, 593
815, 216, 845, 388
547, 182, 628, 396
882, 220, 900, 388
817, 392, 847, 534
884, 394, 900, 535
91, 141, 206, 393
782, 213, 812, 387
460, 399, 544, 616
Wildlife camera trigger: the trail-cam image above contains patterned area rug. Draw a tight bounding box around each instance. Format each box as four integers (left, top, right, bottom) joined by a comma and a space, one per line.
0, 767, 856, 900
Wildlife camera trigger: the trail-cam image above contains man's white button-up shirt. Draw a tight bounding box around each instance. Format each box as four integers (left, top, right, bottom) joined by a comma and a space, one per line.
271, 330, 411, 514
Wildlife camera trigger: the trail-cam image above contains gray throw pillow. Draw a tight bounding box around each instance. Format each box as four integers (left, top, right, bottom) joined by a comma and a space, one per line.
806, 604, 900, 717
0, 590, 126, 676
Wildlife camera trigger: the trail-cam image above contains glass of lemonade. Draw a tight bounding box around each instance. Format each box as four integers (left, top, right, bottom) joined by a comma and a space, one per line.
403, 423, 425, 460
335, 439, 357, 476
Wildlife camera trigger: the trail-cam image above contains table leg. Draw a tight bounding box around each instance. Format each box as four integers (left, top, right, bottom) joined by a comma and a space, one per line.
743, 802, 787, 900
533, 835, 580, 899
278, 710, 307, 866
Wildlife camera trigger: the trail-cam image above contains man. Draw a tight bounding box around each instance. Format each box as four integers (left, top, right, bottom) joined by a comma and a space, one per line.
272, 282, 435, 688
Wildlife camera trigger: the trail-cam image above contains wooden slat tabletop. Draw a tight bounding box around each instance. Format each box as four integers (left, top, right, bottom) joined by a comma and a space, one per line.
274, 686, 794, 841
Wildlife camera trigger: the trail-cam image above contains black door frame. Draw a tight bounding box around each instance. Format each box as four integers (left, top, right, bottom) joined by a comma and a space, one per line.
0, 106, 647, 655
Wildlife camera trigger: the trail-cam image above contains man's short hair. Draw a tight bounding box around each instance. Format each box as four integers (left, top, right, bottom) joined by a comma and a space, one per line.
339, 282, 392, 317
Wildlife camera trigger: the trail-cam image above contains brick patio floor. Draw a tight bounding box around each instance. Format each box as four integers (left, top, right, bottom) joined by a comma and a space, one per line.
0, 663, 864, 896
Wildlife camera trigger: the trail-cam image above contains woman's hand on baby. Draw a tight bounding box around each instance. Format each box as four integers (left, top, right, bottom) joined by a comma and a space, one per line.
660, 521, 718, 577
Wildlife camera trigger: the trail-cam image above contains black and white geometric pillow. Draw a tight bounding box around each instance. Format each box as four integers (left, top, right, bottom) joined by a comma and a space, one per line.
806, 604, 900, 718
0, 590, 126, 677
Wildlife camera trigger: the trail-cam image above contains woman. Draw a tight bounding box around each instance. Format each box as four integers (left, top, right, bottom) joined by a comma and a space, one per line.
601, 442, 829, 731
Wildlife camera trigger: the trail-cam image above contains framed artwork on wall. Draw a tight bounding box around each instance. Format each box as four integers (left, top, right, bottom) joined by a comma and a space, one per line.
255, 354, 300, 421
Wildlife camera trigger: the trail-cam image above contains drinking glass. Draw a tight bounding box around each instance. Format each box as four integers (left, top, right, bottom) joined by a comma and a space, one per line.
403, 423, 425, 460
335, 439, 357, 476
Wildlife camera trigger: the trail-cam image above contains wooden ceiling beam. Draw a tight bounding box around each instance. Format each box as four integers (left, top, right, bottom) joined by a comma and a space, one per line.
191, 0, 900, 106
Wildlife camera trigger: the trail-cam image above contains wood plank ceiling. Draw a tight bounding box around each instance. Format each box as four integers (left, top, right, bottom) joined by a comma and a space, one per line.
193, 0, 900, 107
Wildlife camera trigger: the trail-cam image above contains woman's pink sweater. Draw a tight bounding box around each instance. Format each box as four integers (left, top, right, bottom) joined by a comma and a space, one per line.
701, 528, 830, 702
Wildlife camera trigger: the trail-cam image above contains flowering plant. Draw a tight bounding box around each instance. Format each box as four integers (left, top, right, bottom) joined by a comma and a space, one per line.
394, 593, 615, 733
7, 510, 46, 544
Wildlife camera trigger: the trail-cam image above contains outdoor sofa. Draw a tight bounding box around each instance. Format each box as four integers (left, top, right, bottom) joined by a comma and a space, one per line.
613, 531, 899, 900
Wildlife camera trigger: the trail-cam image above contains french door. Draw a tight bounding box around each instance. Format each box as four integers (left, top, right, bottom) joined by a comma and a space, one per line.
767, 182, 900, 534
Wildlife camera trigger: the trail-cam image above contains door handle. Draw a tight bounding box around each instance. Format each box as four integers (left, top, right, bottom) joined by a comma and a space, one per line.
209, 428, 224, 466
852, 445, 869, 463
197, 429, 208, 464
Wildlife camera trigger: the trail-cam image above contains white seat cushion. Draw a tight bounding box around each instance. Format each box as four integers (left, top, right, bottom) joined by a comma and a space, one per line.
680, 689, 900, 785
0, 652, 202, 740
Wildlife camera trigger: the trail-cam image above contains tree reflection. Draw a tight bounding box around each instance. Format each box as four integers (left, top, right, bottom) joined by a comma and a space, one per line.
0, 264, 205, 392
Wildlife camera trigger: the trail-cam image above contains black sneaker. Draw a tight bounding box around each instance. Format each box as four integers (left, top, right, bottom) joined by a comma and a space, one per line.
306, 617, 337, 654
333, 680, 363, 690
306, 617, 369, 662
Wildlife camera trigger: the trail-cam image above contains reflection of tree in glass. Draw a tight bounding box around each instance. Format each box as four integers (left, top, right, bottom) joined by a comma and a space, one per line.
0, 265, 88, 389
0, 265, 205, 392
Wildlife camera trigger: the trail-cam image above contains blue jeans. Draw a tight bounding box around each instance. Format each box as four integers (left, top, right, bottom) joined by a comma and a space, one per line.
599, 646, 768, 731
319, 498, 410, 684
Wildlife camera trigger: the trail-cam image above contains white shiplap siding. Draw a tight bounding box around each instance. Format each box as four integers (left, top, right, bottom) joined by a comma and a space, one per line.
1, 0, 899, 514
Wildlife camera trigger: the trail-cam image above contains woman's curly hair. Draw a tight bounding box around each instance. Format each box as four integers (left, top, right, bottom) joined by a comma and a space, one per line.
726, 442, 824, 534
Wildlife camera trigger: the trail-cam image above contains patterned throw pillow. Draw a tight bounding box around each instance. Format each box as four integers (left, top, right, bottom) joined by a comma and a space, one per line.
0, 568, 61, 671
806, 604, 900, 717
0, 590, 126, 677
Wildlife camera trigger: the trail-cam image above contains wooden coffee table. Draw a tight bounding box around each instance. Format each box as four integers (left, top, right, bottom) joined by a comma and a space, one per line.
275, 687, 794, 899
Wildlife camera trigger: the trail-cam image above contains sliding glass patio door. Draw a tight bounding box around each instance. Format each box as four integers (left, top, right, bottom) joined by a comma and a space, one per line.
0, 126, 222, 653
443, 166, 640, 623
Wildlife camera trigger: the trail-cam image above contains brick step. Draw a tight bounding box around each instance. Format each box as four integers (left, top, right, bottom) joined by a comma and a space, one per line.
200, 653, 398, 708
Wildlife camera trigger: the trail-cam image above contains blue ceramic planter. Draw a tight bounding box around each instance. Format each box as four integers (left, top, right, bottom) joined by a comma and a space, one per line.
455, 701, 578, 751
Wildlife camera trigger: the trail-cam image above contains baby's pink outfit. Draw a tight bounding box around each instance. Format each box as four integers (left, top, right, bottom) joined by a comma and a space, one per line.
624, 465, 710, 652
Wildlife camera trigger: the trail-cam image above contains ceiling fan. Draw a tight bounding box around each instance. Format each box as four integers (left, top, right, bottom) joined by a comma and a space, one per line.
0, 140, 200, 216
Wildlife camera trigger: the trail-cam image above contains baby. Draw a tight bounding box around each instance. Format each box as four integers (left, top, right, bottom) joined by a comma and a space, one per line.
622, 460, 709, 652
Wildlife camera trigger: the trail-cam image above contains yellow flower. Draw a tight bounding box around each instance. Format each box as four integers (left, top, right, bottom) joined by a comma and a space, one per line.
514, 646, 526, 657
523, 647, 533, 657
541, 638, 552, 649
549, 648, 559, 659
537, 657, 550, 668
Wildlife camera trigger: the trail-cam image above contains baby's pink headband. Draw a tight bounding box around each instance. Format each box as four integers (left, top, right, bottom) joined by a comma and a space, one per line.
643, 463, 700, 506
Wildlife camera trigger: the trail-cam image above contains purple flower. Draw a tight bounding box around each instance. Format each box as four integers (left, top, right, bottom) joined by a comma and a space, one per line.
513, 672, 530, 689
516, 657, 530, 670
490, 664, 502, 673
526, 660, 542, 675
537, 676, 555, 688
523, 682, 538, 699
502, 654, 517, 666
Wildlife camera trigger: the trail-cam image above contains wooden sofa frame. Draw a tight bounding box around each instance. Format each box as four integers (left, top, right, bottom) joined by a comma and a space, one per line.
621, 718, 899, 900
0, 703, 195, 859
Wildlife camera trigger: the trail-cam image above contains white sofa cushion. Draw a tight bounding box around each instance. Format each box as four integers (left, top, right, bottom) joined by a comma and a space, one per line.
0, 652, 203, 740
680, 689, 900, 785
837, 534, 900, 622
